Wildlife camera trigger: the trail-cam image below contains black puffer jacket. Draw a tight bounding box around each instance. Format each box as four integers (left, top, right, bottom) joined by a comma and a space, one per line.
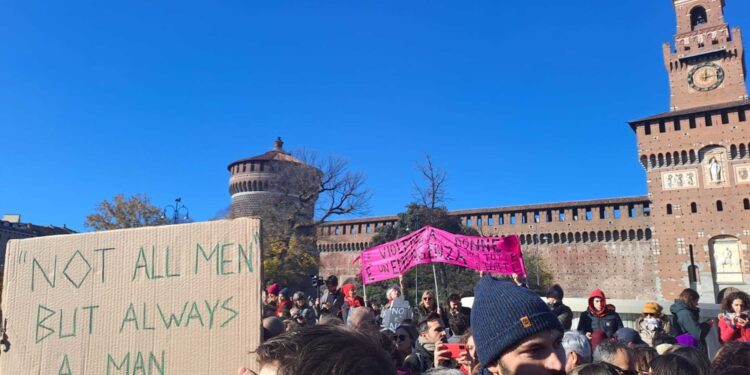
576, 289, 623, 338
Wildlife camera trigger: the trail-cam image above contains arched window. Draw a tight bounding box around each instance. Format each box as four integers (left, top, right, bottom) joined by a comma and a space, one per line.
717, 200, 724, 212
691, 202, 698, 213
744, 198, 750, 210
645, 228, 652, 240
691, 7, 708, 30
666, 204, 673, 215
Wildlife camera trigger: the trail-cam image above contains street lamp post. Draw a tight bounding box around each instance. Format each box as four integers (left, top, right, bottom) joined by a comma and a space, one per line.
163, 197, 190, 224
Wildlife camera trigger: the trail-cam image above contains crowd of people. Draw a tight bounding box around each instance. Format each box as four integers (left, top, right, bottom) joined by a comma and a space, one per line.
239, 275, 750, 375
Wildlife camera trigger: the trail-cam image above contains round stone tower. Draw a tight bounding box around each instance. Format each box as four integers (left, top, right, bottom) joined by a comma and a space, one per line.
227, 138, 321, 222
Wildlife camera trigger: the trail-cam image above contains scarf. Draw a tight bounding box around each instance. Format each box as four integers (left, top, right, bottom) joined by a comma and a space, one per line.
722, 310, 750, 328
417, 336, 436, 353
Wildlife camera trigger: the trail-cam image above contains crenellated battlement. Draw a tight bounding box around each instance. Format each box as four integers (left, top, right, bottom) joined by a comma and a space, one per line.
317, 196, 653, 253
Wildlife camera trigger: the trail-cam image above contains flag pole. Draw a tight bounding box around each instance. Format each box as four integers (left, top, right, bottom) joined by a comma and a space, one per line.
432, 264, 440, 308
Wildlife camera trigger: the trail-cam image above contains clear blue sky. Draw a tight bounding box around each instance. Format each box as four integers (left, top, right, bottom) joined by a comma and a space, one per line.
2, 1, 749, 231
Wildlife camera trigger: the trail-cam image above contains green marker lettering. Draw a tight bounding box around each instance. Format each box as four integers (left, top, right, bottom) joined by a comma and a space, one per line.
132, 247, 150, 281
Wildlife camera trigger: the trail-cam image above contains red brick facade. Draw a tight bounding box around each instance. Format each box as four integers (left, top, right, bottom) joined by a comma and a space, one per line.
315, 1, 750, 301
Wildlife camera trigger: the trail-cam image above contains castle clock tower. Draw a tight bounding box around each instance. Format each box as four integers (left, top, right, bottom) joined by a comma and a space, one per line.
630, 0, 750, 302
664, 0, 747, 110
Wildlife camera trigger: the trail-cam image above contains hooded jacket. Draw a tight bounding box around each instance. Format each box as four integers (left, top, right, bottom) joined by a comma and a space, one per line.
576, 289, 623, 338
669, 299, 710, 342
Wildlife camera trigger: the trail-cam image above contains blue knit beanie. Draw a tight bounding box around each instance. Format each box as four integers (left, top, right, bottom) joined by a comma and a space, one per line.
471, 276, 563, 368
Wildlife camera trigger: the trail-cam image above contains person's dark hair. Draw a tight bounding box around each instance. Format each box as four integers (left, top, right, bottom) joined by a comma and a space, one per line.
679, 288, 700, 305
720, 291, 750, 313
447, 293, 461, 303
631, 346, 657, 374
255, 325, 396, 375
653, 332, 677, 346
568, 362, 621, 375
417, 312, 442, 333
650, 353, 702, 375
449, 313, 469, 336
325, 275, 339, 286
711, 342, 750, 374
670, 346, 710, 375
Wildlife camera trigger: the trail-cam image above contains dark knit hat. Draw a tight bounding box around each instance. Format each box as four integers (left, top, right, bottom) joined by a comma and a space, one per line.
471, 276, 563, 367
546, 284, 564, 300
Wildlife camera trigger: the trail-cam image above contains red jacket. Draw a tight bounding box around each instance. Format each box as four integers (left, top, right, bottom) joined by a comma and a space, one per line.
718, 316, 750, 343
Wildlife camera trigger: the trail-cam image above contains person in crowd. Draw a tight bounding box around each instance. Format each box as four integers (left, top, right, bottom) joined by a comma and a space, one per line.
276, 288, 293, 319
317, 313, 344, 326
590, 331, 608, 353
614, 327, 645, 348
670, 288, 712, 346
630, 346, 657, 375
457, 333, 478, 375
567, 363, 621, 375
448, 314, 470, 342
592, 341, 632, 373
407, 312, 446, 373
379, 330, 413, 375
562, 330, 592, 373
240, 324, 396, 375
282, 319, 298, 332
263, 283, 281, 318
350, 307, 379, 333
546, 284, 573, 330
290, 291, 316, 327
316, 275, 345, 318
670, 346, 711, 375
394, 324, 420, 373
443, 293, 471, 329
382, 284, 403, 317
635, 301, 670, 347
716, 287, 741, 305
711, 341, 750, 374
262, 316, 284, 341
468, 276, 566, 375
652, 332, 677, 355
417, 290, 441, 322
650, 353, 702, 375
577, 289, 624, 338
342, 283, 365, 308
717, 290, 750, 343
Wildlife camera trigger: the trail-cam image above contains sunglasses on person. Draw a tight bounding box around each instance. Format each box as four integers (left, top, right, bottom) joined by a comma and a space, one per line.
422, 297, 434, 301
393, 334, 409, 342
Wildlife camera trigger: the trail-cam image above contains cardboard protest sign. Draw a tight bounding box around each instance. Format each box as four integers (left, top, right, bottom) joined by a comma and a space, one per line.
0, 218, 262, 375
381, 297, 413, 332
358, 226, 525, 284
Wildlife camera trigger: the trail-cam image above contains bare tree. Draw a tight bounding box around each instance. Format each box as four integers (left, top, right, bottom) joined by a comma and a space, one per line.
414, 154, 448, 209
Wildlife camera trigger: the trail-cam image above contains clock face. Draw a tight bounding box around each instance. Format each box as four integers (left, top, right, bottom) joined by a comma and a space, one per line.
688, 62, 725, 92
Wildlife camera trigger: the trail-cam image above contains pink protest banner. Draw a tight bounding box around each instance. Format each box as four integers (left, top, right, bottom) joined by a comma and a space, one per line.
357, 226, 525, 285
